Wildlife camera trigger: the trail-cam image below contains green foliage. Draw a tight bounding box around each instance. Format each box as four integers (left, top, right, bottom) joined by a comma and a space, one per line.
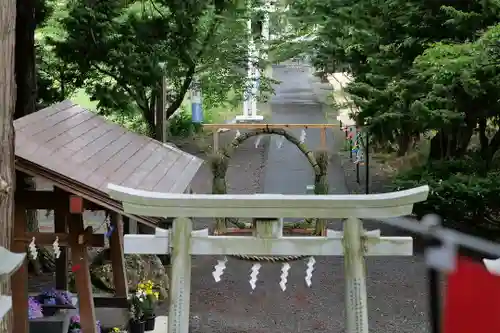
39, 0, 272, 138
168, 108, 203, 137
289, 0, 500, 231
392, 157, 500, 236
293, 0, 500, 157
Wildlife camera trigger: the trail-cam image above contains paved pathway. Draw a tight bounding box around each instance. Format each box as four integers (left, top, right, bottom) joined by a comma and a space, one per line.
185, 64, 430, 333
263, 65, 347, 197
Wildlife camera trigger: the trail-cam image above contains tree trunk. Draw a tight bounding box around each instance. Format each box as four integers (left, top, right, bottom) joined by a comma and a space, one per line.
15, 0, 52, 274
0, 0, 17, 331
165, 65, 195, 120
429, 130, 448, 160
396, 132, 411, 156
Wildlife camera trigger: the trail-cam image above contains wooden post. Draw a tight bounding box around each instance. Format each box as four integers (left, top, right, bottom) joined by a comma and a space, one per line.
68, 214, 97, 333
320, 127, 327, 150
54, 188, 68, 290
365, 132, 370, 194
212, 129, 219, 154
155, 76, 167, 142
129, 218, 138, 234
109, 213, 128, 297
11, 204, 29, 333
343, 217, 369, 333
168, 217, 192, 333
123, 216, 130, 234
252, 218, 282, 238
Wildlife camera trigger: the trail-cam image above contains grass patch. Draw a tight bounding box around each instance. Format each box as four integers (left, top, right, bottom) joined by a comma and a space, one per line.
203, 90, 243, 124
71, 89, 98, 111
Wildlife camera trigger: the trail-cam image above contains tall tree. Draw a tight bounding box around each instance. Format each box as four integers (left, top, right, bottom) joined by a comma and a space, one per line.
53, 0, 249, 137
0, 0, 17, 331
298, 0, 500, 157
16, 0, 56, 273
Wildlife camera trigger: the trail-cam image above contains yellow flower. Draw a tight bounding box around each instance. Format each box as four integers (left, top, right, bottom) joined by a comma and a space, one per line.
154, 292, 159, 299
112, 328, 120, 332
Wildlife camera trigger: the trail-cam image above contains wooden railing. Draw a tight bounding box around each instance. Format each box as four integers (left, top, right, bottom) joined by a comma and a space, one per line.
107, 184, 430, 333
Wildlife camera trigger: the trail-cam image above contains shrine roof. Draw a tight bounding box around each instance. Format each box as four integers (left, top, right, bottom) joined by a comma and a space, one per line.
15, 100, 203, 227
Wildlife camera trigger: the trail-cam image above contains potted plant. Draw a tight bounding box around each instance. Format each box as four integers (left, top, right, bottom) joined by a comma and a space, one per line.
128, 291, 146, 333
37, 289, 75, 316
136, 280, 159, 331
67, 315, 102, 333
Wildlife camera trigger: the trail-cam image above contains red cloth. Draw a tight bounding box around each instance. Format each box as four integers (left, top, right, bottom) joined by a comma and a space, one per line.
444, 256, 500, 333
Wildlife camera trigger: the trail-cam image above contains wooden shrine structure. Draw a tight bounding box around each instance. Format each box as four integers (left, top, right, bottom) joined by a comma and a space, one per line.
11, 100, 203, 333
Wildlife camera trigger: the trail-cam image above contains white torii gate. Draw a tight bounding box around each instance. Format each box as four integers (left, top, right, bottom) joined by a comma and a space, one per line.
107, 184, 429, 333
0, 246, 25, 321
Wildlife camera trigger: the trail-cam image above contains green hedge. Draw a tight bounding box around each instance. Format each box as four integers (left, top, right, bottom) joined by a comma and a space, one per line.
391, 157, 500, 238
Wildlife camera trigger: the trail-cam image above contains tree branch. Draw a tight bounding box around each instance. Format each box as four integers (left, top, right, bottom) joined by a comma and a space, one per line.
165, 6, 226, 118
91, 64, 149, 112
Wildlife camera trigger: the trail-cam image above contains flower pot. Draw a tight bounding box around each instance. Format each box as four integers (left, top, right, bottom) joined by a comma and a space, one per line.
41, 305, 59, 317
144, 315, 156, 331
129, 319, 146, 333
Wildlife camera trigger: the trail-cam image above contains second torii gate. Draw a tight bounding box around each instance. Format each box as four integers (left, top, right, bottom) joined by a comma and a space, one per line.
107, 184, 429, 333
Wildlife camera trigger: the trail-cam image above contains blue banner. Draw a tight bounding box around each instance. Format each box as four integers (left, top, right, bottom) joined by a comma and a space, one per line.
191, 103, 203, 123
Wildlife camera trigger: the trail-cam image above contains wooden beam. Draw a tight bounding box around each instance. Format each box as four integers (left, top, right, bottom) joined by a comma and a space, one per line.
109, 213, 128, 298
188, 234, 413, 256
15, 190, 103, 210
93, 296, 128, 308
15, 162, 160, 228
54, 188, 68, 290
11, 204, 29, 333
69, 214, 98, 333
107, 184, 430, 219
203, 123, 338, 130
14, 231, 105, 247
15, 190, 65, 209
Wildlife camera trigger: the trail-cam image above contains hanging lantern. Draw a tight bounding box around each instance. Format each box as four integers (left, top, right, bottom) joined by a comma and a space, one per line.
191, 78, 203, 123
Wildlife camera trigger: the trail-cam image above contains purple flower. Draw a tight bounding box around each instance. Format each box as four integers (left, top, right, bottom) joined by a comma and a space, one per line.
40, 288, 73, 305
28, 297, 43, 319
105, 225, 115, 238
69, 315, 100, 332
44, 298, 56, 305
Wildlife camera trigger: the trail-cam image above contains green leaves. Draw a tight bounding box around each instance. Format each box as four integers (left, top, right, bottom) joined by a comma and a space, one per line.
292, 0, 500, 158
392, 159, 500, 235
41, 0, 260, 136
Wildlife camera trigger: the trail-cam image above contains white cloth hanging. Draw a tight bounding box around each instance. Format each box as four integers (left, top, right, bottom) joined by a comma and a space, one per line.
299, 129, 307, 144
254, 135, 262, 148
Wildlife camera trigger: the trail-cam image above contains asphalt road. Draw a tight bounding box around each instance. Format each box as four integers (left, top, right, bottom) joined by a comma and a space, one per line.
187, 64, 431, 333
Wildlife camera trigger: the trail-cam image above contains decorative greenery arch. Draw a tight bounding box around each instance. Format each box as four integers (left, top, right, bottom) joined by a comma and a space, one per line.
209, 127, 329, 235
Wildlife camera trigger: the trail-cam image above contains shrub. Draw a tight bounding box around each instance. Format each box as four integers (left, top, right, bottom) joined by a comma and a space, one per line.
392, 157, 500, 238
168, 108, 202, 137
